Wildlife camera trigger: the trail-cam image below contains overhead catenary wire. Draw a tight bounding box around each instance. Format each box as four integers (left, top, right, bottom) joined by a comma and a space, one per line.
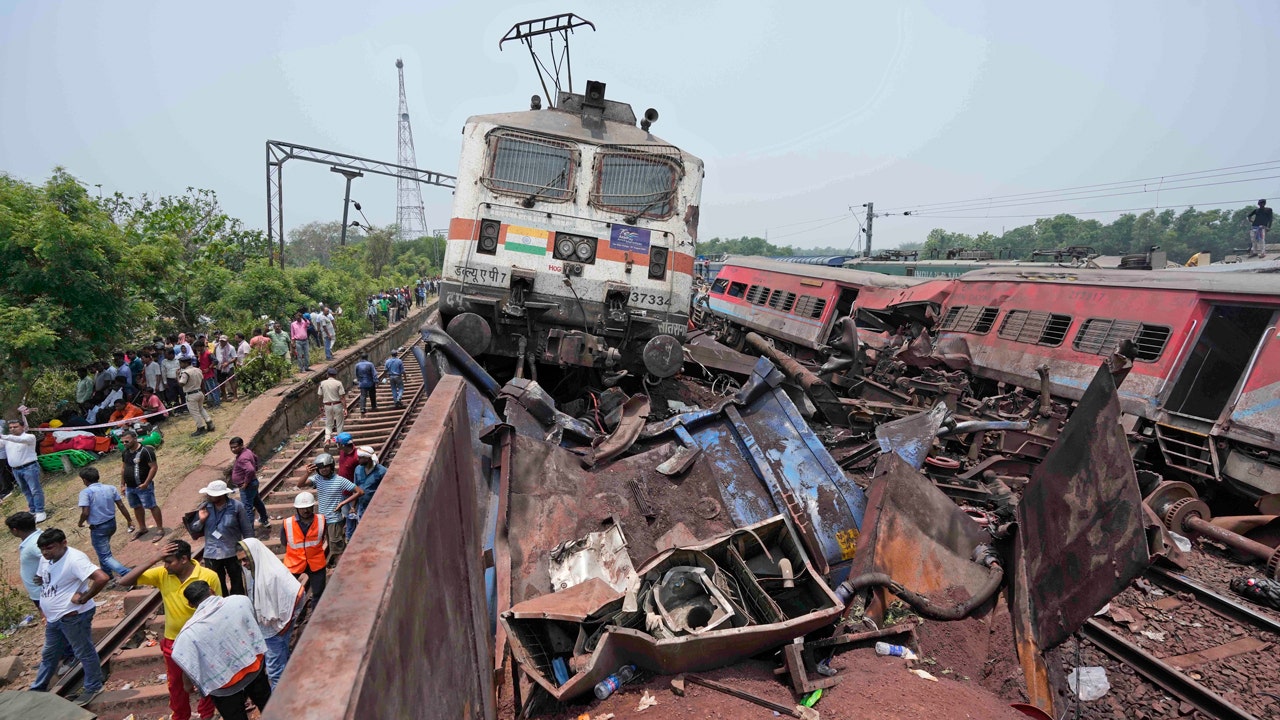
879, 159, 1280, 214
882, 174, 1280, 217
905, 195, 1272, 220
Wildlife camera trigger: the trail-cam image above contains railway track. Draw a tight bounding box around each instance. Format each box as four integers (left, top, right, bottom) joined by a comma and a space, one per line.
51, 339, 430, 719
1063, 560, 1280, 720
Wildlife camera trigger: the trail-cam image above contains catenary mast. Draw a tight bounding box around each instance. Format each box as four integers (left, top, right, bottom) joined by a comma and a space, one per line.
394, 58, 429, 241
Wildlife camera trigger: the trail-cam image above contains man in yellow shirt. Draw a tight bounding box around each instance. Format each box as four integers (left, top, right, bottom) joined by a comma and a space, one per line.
119, 540, 222, 720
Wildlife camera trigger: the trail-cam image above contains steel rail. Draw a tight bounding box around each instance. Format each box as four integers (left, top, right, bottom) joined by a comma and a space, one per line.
51, 590, 163, 696
1080, 619, 1259, 720
1146, 566, 1280, 636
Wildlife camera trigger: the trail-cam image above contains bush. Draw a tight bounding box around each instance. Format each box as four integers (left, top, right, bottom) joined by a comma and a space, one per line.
235, 349, 294, 397
0, 563, 30, 630
22, 368, 78, 424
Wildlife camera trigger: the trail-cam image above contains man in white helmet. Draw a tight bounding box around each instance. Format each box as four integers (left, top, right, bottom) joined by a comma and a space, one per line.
295, 453, 361, 563
280, 491, 328, 599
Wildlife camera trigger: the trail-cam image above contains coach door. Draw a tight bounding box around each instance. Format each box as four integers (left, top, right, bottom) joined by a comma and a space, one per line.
1165, 305, 1277, 421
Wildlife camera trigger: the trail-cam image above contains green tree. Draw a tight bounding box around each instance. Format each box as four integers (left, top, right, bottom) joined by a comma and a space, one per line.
0, 169, 140, 400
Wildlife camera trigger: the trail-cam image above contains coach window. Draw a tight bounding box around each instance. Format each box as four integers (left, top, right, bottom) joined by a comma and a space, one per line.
1074, 318, 1172, 362
998, 310, 1072, 347
727, 281, 747, 299
591, 147, 683, 220
710, 278, 729, 295
940, 306, 1000, 334
794, 295, 828, 320
481, 130, 576, 202
746, 285, 772, 305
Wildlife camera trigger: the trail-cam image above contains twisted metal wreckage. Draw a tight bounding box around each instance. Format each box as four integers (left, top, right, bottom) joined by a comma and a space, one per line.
409, 312, 1187, 719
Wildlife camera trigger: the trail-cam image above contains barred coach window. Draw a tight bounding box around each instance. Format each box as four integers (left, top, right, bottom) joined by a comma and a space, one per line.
482, 131, 576, 202
591, 147, 683, 220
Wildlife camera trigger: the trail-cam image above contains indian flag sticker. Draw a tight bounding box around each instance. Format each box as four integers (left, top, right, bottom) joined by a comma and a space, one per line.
504, 225, 549, 255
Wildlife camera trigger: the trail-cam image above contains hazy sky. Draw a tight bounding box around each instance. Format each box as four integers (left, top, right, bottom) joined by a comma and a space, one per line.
2, 1, 1278, 252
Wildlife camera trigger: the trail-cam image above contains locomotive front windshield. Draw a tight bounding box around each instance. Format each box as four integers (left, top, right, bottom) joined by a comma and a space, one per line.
591, 148, 682, 219
483, 131, 577, 201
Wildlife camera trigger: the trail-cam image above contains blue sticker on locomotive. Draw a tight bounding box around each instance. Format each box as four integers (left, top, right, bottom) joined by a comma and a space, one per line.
610, 225, 651, 254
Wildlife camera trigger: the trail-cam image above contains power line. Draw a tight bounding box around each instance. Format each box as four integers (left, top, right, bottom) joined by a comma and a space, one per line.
767, 211, 854, 230
906, 196, 1266, 220
880, 159, 1280, 214
767, 214, 853, 241
885, 173, 1280, 216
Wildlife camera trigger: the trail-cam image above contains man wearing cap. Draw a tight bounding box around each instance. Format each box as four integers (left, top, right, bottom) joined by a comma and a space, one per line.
296, 454, 361, 562
214, 335, 238, 402
229, 437, 270, 528
354, 353, 378, 416
317, 369, 346, 443
2, 418, 46, 523
281, 491, 328, 599
119, 540, 222, 720
352, 445, 386, 528
120, 428, 164, 541
334, 435, 360, 538
179, 356, 214, 436
191, 480, 253, 596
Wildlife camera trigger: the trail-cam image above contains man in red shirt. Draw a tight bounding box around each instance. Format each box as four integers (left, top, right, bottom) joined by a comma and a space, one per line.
195, 340, 221, 407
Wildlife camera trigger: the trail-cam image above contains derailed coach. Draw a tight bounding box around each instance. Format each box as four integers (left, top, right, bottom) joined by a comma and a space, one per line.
439, 82, 704, 381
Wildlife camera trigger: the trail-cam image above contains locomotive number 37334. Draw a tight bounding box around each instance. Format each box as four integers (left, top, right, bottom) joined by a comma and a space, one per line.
630, 292, 671, 307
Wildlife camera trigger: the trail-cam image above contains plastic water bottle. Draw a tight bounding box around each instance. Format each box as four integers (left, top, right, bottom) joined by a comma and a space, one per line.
875, 642, 911, 657
593, 664, 637, 700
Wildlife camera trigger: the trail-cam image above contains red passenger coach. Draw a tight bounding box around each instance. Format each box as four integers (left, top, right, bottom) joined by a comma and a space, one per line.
936, 268, 1280, 498
702, 256, 925, 361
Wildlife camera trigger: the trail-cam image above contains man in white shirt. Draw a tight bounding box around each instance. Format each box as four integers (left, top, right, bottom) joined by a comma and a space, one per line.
314, 308, 336, 361
144, 350, 165, 394
214, 335, 239, 403
1, 418, 45, 522
29, 528, 110, 706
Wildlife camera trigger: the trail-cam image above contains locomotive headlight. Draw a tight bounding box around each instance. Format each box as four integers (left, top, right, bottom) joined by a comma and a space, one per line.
648, 246, 668, 280
574, 238, 596, 262
552, 233, 597, 264
555, 236, 577, 260
477, 218, 501, 255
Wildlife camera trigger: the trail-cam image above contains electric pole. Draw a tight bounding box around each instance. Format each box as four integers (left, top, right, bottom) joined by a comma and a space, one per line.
862, 202, 875, 258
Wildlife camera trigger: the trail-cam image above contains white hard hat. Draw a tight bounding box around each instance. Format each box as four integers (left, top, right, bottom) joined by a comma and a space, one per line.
294, 492, 317, 509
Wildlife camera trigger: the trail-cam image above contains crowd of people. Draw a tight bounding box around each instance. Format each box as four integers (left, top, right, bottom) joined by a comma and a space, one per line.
1, 279, 437, 712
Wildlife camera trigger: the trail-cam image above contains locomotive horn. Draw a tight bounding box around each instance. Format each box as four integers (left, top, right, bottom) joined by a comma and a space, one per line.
641, 107, 659, 131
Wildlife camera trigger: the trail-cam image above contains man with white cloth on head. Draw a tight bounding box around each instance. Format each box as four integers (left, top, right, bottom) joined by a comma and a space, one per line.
171, 580, 271, 720
237, 537, 305, 688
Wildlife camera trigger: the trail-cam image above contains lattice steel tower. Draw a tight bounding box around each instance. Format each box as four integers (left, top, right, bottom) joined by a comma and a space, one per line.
394, 58, 429, 241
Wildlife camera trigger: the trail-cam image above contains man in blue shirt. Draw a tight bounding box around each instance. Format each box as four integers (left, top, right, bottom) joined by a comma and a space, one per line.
76, 468, 133, 579
354, 353, 379, 415
191, 480, 253, 596
383, 353, 405, 409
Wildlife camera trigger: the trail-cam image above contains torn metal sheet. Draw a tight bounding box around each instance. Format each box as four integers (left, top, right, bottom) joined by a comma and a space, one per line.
643, 357, 868, 570
846, 452, 995, 614
549, 523, 636, 594
583, 395, 650, 468
501, 516, 843, 703
875, 402, 950, 469
685, 329, 759, 376
1014, 363, 1150, 649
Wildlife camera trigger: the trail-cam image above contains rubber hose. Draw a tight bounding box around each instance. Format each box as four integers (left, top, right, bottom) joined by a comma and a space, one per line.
835, 563, 1004, 621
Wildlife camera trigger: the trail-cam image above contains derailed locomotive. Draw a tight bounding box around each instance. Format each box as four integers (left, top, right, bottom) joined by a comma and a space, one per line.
439, 83, 702, 381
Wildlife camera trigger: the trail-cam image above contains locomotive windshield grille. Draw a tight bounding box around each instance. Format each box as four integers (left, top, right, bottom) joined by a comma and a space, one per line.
591, 146, 683, 219
482, 131, 577, 201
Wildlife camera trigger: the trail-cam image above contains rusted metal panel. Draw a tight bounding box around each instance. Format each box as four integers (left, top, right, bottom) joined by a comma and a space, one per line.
264, 376, 495, 720
1015, 363, 1150, 649
847, 453, 993, 606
